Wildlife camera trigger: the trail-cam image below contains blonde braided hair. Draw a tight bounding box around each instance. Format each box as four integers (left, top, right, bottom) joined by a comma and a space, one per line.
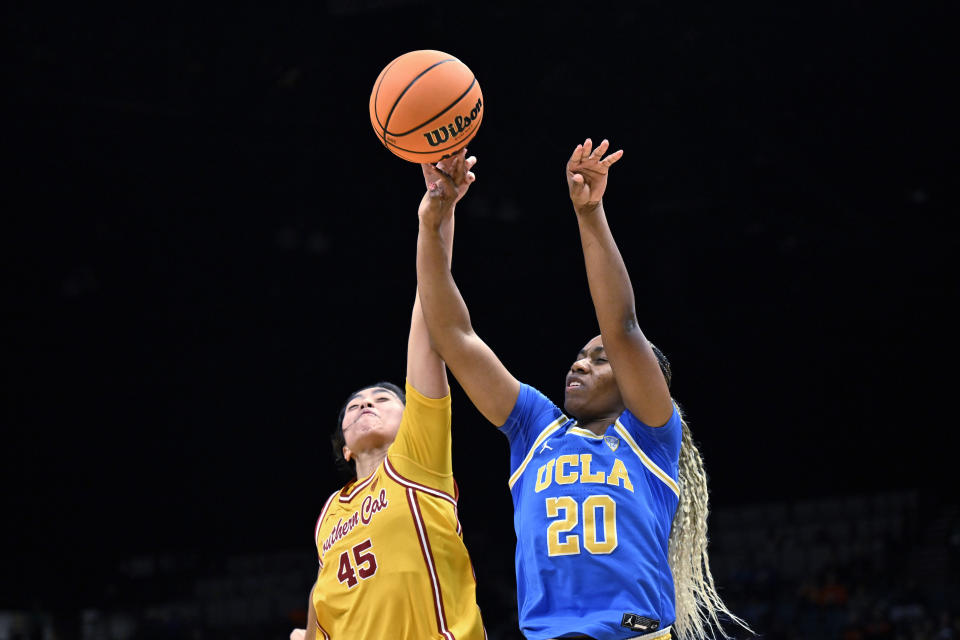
648, 343, 750, 639
668, 406, 752, 639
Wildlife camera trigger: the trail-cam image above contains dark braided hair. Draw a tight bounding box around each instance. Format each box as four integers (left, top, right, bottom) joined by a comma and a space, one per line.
331, 382, 406, 480
649, 341, 672, 389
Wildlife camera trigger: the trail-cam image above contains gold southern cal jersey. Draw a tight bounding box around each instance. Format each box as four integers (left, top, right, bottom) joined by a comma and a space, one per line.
312, 382, 485, 639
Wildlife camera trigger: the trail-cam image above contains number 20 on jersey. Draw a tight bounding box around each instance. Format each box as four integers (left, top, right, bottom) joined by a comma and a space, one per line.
545, 495, 617, 556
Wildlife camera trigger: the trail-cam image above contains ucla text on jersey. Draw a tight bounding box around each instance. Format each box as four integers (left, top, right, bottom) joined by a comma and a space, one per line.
501, 384, 682, 640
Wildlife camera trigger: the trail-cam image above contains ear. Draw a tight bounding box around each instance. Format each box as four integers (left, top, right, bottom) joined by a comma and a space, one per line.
342, 445, 352, 462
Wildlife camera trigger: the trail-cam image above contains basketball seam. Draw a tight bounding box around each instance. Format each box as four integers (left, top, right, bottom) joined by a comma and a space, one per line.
387, 76, 477, 137
372, 57, 404, 132
381, 59, 456, 149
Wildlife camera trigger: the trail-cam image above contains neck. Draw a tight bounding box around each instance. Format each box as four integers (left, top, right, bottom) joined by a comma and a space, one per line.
352, 445, 390, 481
575, 411, 622, 436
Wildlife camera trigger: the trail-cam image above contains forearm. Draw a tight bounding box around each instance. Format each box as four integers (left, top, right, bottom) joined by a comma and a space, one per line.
410, 213, 454, 339
406, 209, 455, 397
576, 202, 640, 335
416, 217, 475, 348
416, 212, 520, 426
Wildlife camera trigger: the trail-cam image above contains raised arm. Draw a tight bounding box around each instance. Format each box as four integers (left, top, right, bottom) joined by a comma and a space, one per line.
567, 138, 673, 427
405, 203, 455, 399
416, 151, 520, 426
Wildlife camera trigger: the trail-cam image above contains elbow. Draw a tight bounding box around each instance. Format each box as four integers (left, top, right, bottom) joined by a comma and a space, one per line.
598, 314, 643, 346
426, 321, 475, 360
426, 328, 448, 355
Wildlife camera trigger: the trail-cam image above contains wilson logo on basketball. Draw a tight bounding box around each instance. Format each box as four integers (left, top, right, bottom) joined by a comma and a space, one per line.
423, 98, 483, 147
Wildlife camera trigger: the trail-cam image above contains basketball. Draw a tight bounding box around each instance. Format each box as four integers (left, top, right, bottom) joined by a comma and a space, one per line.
369, 50, 483, 163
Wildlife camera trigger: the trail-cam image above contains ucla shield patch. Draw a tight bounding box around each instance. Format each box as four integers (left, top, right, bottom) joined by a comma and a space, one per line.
604, 435, 620, 451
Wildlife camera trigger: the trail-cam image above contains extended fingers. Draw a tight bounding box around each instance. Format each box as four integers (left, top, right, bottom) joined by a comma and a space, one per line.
437, 148, 472, 178
591, 138, 609, 159
434, 157, 455, 177
591, 139, 623, 167
461, 149, 477, 186
424, 163, 455, 195
568, 143, 584, 167
462, 150, 477, 184
601, 148, 624, 166
570, 138, 622, 167
431, 162, 455, 183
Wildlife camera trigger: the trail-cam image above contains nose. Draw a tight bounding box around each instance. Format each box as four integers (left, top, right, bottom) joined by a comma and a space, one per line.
571, 357, 589, 374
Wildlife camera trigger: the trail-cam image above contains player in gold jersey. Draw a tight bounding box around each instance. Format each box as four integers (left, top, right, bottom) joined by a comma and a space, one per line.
290, 152, 485, 640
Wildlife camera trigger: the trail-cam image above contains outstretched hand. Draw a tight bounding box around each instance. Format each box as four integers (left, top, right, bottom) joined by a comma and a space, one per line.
566, 138, 623, 213
419, 149, 477, 226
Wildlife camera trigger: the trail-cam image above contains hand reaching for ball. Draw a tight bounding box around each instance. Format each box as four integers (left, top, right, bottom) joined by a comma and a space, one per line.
566, 138, 624, 213
422, 148, 477, 204
418, 149, 477, 226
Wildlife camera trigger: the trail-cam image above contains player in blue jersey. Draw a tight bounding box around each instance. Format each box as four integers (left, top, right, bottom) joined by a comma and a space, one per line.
416, 144, 750, 640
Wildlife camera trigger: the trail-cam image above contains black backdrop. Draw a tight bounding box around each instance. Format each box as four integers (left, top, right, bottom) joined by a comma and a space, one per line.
5, 0, 957, 622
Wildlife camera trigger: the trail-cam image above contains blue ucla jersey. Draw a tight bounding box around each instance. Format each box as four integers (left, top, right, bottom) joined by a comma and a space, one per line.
501, 384, 682, 640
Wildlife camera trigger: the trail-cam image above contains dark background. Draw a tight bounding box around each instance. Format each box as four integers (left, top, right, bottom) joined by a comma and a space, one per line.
4, 0, 957, 638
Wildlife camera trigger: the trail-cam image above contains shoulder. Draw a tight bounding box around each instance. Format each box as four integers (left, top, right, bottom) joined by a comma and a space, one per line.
499, 383, 564, 437
388, 380, 455, 493
618, 402, 682, 452
615, 405, 683, 496
394, 380, 451, 440
317, 489, 341, 523
404, 380, 451, 410
502, 384, 562, 426
314, 489, 342, 545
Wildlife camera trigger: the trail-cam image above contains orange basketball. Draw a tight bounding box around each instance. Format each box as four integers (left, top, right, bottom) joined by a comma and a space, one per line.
369, 50, 483, 163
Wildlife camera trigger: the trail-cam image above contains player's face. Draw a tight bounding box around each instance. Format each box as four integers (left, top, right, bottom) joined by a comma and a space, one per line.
340, 386, 405, 459
563, 335, 624, 420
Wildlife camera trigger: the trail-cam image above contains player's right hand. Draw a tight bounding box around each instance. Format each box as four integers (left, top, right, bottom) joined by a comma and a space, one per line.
290, 629, 306, 640
421, 149, 477, 206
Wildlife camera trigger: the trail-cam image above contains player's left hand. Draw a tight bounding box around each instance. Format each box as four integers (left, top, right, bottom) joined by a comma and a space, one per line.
566, 138, 623, 213
290, 629, 306, 640
419, 149, 477, 222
